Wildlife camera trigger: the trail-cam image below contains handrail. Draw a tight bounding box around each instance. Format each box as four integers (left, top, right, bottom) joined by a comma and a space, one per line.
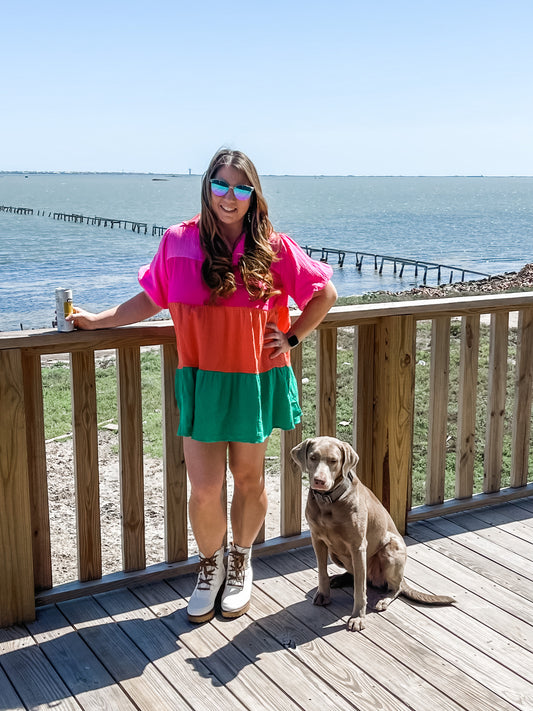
2, 291, 532, 348
1, 291, 533, 627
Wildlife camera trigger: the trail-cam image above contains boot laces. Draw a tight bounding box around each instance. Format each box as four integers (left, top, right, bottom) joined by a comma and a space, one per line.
227, 550, 246, 588
196, 553, 219, 590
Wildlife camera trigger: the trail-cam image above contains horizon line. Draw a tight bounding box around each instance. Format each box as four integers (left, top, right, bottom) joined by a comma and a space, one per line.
1, 171, 533, 178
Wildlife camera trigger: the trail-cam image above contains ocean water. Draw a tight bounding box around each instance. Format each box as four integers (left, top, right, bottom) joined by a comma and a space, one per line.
1, 173, 532, 332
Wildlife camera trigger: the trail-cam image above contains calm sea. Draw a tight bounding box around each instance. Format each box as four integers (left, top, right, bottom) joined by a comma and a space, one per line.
1, 173, 532, 332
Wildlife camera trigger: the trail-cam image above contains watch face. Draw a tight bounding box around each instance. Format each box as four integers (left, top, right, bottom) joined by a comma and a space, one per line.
288, 334, 299, 347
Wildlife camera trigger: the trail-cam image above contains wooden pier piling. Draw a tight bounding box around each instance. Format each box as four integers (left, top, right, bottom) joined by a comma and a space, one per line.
1, 206, 150, 234
0, 206, 493, 287
304, 245, 491, 286
0, 205, 33, 215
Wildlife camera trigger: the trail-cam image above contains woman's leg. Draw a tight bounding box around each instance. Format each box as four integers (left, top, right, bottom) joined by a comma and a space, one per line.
221, 439, 268, 618
184, 438, 229, 623
228, 440, 269, 547
183, 437, 228, 556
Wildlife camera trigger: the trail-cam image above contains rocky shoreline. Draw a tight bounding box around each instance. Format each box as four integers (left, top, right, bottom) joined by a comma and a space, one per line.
367, 262, 533, 300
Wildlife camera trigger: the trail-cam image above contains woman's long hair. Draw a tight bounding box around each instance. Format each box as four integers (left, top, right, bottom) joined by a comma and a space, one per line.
199, 149, 279, 302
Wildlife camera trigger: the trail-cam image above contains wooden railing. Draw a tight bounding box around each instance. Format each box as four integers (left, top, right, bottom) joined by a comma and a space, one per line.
1, 292, 533, 627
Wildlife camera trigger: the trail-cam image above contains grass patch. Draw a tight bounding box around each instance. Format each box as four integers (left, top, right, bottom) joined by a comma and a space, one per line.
43, 350, 163, 458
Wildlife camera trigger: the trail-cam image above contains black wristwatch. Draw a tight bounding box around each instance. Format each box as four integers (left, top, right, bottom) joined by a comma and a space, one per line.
287, 333, 299, 348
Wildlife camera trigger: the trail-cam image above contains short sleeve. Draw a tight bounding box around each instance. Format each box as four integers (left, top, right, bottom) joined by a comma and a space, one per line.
138, 228, 171, 309
272, 234, 333, 310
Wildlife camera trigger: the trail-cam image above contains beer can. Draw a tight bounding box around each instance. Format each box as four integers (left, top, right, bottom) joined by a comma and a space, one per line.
55, 288, 74, 332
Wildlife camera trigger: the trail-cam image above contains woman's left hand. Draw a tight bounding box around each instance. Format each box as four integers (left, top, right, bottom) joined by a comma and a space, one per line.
263, 322, 290, 359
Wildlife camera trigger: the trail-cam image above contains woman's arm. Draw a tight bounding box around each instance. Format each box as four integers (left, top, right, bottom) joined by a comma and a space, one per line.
67, 291, 162, 330
264, 280, 338, 358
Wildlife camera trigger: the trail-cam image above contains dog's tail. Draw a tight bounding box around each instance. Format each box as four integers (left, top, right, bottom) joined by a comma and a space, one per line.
400, 582, 455, 605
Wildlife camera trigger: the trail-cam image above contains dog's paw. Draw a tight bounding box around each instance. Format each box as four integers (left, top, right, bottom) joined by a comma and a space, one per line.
312, 590, 331, 606
374, 598, 391, 611
347, 615, 366, 632
374, 592, 398, 611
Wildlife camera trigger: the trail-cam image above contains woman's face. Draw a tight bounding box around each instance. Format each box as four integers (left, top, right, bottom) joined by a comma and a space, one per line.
210, 164, 252, 238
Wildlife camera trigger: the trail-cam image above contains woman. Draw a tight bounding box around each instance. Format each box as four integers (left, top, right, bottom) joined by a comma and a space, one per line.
70, 148, 337, 623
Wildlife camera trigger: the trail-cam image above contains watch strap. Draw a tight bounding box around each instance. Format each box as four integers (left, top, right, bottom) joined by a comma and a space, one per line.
287, 333, 299, 348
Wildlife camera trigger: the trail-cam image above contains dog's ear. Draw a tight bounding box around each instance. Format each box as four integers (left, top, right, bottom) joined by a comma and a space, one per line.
340, 441, 359, 476
291, 439, 314, 471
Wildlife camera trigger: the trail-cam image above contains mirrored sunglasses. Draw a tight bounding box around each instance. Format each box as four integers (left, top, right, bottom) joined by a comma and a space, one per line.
210, 178, 254, 201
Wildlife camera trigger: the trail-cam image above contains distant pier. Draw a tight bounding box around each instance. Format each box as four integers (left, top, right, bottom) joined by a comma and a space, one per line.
2, 202, 165, 237
304, 246, 492, 285
0, 205, 33, 215
51, 212, 148, 233
1, 204, 494, 285
1, 205, 149, 233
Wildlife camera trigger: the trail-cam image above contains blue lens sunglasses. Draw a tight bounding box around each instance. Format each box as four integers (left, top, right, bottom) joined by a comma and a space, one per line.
210, 178, 254, 201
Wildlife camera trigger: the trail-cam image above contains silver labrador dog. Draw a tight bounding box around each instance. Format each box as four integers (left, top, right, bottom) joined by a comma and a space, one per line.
292, 436, 454, 631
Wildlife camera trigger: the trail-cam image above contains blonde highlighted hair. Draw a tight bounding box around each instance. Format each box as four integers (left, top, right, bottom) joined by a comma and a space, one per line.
199, 149, 279, 302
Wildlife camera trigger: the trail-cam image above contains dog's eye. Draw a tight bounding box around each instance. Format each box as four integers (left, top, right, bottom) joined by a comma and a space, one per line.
328, 458, 338, 466
309, 453, 319, 461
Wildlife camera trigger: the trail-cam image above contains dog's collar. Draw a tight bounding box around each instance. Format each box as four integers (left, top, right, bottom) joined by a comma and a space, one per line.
311, 471, 354, 504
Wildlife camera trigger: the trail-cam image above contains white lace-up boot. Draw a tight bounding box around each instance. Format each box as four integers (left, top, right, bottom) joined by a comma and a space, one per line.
187, 546, 226, 623
221, 542, 253, 618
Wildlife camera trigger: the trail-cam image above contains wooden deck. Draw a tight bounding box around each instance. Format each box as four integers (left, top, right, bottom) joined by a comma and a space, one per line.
1, 498, 533, 711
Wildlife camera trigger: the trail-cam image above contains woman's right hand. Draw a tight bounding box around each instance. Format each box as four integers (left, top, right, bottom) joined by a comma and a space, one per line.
66, 307, 99, 330
64, 292, 162, 331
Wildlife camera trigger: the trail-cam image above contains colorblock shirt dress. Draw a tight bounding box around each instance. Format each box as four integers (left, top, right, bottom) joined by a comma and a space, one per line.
138, 216, 333, 443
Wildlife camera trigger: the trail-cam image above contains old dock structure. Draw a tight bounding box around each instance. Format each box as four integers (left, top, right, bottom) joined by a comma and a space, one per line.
1, 205, 149, 234
304, 245, 492, 285
0, 205, 34, 215
2, 204, 493, 285
51, 212, 148, 233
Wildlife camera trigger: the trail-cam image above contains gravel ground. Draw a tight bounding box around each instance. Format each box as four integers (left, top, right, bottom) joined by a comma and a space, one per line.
46, 430, 305, 585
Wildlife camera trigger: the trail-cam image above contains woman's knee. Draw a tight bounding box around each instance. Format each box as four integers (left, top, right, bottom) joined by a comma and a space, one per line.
231, 469, 266, 500
228, 442, 267, 488
189, 480, 225, 508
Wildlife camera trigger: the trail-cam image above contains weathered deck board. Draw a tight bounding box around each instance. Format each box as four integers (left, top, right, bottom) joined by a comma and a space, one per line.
133, 579, 300, 711
26, 603, 136, 709
1, 498, 532, 711
94, 587, 248, 711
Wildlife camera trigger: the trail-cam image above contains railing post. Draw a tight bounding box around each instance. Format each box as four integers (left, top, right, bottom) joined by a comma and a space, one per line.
456, 315, 480, 499
161, 343, 188, 562
511, 308, 533, 487
371, 316, 415, 534
0, 349, 35, 625
71, 350, 102, 582
316, 327, 337, 436
117, 346, 145, 572
280, 344, 303, 537
484, 313, 509, 493
354, 324, 375, 490
426, 316, 451, 505
21, 351, 52, 591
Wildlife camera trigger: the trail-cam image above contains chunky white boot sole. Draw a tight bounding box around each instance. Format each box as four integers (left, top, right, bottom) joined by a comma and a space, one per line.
187, 547, 226, 624
188, 606, 218, 624
221, 600, 250, 619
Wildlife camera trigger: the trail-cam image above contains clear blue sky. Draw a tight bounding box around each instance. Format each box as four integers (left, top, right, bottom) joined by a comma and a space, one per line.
2, 0, 532, 175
